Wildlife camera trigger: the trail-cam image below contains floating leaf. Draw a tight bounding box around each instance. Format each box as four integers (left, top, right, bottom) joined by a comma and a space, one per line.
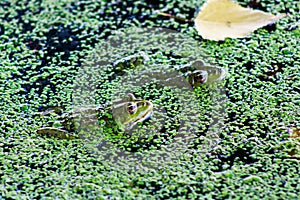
194, 0, 284, 40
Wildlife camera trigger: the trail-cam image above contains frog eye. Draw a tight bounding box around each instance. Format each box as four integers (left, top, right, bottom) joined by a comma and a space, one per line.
126, 103, 137, 114
191, 72, 207, 84
195, 73, 207, 83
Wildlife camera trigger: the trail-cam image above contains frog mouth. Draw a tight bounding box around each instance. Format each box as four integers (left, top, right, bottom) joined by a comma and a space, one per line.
133, 103, 153, 123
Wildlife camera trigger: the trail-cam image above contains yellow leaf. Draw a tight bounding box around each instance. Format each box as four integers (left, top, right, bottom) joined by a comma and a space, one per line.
194, 0, 284, 40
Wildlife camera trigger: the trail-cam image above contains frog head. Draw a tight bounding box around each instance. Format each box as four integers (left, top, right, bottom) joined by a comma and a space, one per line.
112, 93, 153, 130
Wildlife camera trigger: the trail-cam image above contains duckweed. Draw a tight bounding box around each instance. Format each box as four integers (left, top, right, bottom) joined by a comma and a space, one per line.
1, 0, 299, 199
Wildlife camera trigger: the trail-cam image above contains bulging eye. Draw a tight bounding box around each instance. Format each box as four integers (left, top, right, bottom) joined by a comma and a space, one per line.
127, 103, 137, 114
194, 73, 207, 84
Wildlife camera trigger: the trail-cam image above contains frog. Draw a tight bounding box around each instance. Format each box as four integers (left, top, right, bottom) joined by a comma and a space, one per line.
36, 93, 153, 139
112, 52, 227, 87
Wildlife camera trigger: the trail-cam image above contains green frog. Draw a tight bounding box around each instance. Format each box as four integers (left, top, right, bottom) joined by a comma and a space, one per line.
36, 93, 153, 139
112, 52, 227, 87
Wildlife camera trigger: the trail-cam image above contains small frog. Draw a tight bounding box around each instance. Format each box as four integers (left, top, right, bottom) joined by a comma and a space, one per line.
113, 52, 227, 87
36, 93, 153, 139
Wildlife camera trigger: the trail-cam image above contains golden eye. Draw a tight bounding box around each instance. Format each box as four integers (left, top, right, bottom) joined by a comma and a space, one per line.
127, 103, 137, 114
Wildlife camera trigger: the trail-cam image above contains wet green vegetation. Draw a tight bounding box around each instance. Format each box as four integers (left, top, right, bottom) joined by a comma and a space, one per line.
0, 0, 299, 199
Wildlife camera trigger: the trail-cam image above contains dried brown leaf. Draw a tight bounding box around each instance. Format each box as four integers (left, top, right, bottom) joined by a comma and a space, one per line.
194, 0, 284, 40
